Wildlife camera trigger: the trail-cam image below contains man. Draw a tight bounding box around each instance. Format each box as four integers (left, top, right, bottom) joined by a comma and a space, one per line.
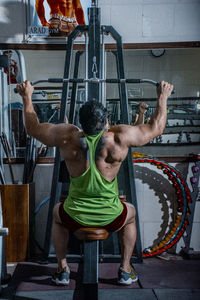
132, 102, 149, 126
17, 80, 173, 285
3, 50, 18, 85
35, 0, 85, 36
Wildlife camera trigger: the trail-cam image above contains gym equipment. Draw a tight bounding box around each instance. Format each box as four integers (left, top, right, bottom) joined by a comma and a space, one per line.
39, 0, 178, 268
74, 228, 108, 299
43, 0, 144, 267
14, 77, 176, 93
181, 154, 200, 256
0, 228, 9, 295
23, 136, 36, 184
132, 153, 192, 257
0, 55, 9, 68
0, 157, 5, 185
0, 133, 15, 184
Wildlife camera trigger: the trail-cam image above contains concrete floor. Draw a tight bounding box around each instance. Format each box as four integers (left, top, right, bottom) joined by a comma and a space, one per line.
0, 256, 200, 300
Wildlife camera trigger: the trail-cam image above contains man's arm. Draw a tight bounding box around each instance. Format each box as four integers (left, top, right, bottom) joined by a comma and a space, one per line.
73, 0, 86, 25
132, 102, 148, 126
35, 0, 49, 27
16, 81, 72, 147
118, 81, 173, 147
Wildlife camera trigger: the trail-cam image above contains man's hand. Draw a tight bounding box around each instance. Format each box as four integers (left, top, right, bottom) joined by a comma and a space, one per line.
139, 102, 148, 114
157, 81, 174, 99
132, 102, 148, 126
16, 80, 34, 99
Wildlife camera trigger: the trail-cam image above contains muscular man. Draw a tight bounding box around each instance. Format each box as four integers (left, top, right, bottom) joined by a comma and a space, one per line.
17, 80, 173, 285
35, 0, 85, 36
3, 50, 18, 85
132, 102, 149, 126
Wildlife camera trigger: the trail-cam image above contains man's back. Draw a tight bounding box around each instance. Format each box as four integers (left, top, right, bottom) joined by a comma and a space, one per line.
63, 130, 124, 226
59, 124, 129, 182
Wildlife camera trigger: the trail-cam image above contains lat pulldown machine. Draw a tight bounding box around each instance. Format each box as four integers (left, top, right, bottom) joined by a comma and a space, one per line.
41, 0, 145, 264
18, 0, 174, 263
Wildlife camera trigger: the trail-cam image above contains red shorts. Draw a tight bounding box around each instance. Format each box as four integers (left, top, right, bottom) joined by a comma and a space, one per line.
59, 202, 127, 232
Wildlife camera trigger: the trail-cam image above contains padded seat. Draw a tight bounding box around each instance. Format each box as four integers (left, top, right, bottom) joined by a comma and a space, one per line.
74, 227, 108, 241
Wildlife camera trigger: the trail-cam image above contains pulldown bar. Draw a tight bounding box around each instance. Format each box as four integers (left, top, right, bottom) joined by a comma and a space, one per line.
14, 78, 175, 93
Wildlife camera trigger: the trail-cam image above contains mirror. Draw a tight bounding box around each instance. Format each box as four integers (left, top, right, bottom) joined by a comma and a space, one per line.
0, 48, 199, 159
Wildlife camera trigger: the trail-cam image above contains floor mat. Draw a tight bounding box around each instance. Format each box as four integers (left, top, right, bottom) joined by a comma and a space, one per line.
134, 258, 200, 289
8, 262, 80, 292
8, 262, 140, 292
7, 258, 200, 293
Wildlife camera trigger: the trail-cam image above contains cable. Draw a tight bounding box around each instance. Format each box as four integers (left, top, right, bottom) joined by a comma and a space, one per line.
31, 196, 50, 252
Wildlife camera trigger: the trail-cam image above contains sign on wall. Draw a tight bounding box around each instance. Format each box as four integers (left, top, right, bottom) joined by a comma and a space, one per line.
27, 0, 90, 39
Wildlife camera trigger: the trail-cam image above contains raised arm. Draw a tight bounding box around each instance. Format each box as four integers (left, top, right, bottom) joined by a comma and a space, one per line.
132, 102, 148, 126
118, 81, 173, 147
16, 81, 72, 147
73, 0, 86, 25
35, 0, 49, 27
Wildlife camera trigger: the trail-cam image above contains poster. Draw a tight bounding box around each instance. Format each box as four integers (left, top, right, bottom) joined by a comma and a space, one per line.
28, 0, 90, 38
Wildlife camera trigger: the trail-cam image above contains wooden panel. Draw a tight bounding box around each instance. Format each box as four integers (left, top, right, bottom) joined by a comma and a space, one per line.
0, 184, 29, 262
0, 41, 199, 50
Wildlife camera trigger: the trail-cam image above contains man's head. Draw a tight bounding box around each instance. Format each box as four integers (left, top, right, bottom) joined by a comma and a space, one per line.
79, 100, 108, 135
3, 50, 12, 58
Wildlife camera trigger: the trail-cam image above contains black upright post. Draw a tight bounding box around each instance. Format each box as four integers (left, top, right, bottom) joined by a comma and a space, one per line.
69, 51, 84, 124
104, 26, 143, 262
111, 51, 122, 106
43, 28, 86, 259
88, 6, 101, 101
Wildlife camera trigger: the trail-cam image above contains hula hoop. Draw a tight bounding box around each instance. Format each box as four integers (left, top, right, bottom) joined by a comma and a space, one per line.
133, 153, 191, 258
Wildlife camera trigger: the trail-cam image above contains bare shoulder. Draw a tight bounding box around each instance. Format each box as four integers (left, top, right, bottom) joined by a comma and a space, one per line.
108, 124, 133, 143
101, 126, 130, 162
108, 123, 149, 147
43, 123, 81, 147
55, 123, 80, 142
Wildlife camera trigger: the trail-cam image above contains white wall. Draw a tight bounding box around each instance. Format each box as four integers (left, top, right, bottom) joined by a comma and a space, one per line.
0, 0, 200, 44
106, 48, 200, 99
0, 0, 26, 44
102, 0, 200, 43
19, 48, 200, 99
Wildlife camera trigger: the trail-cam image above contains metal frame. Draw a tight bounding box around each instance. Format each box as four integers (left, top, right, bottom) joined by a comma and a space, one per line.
82, 240, 99, 300
43, 2, 143, 263
69, 51, 84, 124
182, 160, 200, 255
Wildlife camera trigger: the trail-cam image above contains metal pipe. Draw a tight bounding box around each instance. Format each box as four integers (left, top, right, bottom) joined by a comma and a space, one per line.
101, 27, 106, 105
0, 134, 15, 184
85, 33, 89, 102
0, 166, 5, 184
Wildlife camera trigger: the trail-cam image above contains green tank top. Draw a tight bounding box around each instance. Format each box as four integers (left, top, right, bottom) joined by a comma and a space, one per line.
64, 131, 123, 226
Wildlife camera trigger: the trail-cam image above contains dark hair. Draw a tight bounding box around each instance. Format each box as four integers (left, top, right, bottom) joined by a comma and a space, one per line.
3, 50, 12, 55
79, 100, 108, 135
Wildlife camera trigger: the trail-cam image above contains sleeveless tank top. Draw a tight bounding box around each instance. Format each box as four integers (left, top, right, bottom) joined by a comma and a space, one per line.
63, 131, 123, 226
